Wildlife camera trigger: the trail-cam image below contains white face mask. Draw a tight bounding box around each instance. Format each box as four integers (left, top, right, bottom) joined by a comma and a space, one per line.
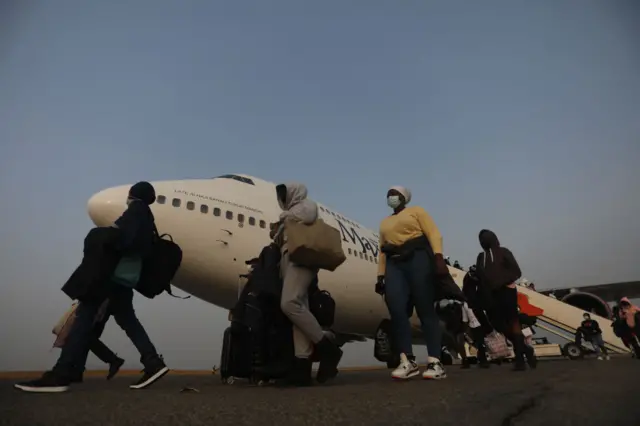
387, 195, 402, 209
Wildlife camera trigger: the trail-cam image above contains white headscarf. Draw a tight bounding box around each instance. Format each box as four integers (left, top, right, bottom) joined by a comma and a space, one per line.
389, 186, 411, 204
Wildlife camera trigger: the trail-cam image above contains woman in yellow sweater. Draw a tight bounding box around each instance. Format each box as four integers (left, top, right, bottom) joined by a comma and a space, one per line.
376, 186, 449, 380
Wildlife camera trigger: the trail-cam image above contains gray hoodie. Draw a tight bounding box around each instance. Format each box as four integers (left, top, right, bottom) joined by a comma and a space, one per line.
277, 182, 318, 224
274, 182, 318, 248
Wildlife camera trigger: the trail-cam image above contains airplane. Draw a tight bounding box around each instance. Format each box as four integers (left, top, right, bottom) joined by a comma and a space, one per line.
86, 173, 635, 360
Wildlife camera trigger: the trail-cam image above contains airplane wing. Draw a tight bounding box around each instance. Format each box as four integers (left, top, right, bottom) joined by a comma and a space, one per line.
539, 281, 640, 302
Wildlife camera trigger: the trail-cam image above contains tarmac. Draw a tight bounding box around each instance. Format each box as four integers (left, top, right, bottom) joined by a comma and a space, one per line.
2, 357, 638, 426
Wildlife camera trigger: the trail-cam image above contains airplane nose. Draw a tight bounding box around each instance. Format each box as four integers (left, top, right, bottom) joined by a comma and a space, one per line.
87, 185, 130, 226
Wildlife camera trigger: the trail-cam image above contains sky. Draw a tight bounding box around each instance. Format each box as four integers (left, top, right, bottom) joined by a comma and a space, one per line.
1, 0, 639, 371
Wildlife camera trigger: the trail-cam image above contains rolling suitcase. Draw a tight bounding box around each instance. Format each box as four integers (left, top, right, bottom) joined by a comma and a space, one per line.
219, 324, 254, 384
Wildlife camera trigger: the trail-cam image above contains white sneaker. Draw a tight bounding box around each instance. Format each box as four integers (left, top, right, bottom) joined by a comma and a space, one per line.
605, 355, 611, 360
422, 357, 447, 380
391, 353, 420, 380
597, 356, 603, 360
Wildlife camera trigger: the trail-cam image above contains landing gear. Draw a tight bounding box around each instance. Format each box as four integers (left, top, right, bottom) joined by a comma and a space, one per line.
563, 342, 584, 360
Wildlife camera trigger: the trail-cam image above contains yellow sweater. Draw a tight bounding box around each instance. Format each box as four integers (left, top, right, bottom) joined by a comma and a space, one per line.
377, 205, 443, 276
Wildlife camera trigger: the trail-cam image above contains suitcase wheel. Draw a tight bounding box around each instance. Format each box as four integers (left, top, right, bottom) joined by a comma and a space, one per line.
222, 376, 235, 385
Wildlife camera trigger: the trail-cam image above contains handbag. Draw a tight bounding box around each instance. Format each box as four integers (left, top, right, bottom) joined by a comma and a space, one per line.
52, 303, 79, 348
284, 219, 346, 271
484, 331, 511, 359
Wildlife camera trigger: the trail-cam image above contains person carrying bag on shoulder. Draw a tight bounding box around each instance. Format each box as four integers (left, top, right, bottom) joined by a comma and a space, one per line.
272, 182, 344, 387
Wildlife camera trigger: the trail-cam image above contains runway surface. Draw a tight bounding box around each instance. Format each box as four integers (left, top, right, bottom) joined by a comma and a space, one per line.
2, 358, 638, 426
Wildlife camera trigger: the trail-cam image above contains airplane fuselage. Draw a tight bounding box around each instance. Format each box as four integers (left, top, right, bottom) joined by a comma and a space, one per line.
87, 174, 467, 340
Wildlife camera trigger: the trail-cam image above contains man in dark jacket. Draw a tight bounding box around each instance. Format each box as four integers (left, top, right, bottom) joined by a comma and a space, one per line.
475, 229, 536, 371
15, 182, 168, 393
577, 313, 610, 360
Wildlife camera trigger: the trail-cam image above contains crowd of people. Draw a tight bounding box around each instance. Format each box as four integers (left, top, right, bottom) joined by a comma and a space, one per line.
14, 180, 635, 393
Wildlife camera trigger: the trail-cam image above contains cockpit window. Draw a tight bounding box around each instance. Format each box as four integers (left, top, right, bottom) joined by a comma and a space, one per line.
212, 174, 255, 185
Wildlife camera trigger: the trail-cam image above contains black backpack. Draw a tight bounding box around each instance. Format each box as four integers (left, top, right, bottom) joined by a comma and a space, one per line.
136, 233, 188, 299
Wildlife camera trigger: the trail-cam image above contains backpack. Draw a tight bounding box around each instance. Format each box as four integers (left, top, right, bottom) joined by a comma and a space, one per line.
136, 233, 188, 299
309, 288, 336, 329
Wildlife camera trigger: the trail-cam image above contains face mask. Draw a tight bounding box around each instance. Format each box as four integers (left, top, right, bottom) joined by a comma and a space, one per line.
387, 195, 401, 209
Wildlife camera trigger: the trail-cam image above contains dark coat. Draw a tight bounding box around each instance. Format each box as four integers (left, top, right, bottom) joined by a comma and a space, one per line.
62, 227, 123, 304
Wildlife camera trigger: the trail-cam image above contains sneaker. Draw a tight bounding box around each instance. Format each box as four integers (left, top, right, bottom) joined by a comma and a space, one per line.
422, 358, 447, 380
605, 355, 611, 361
14, 371, 70, 393
107, 357, 124, 380
130, 357, 169, 390
597, 356, 603, 361
391, 353, 420, 380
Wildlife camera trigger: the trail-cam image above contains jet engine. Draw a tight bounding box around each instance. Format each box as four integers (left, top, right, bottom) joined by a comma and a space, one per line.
561, 291, 612, 319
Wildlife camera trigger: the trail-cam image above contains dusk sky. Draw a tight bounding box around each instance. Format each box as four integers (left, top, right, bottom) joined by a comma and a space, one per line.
1, 0, 638, 371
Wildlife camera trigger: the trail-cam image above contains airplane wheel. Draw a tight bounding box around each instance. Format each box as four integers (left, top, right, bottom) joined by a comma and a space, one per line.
563, 342, 584, 360
222, 376, 235, 385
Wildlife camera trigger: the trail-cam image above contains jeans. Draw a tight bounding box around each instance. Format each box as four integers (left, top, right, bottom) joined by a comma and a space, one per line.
55, 285, 159, 378
53, 301, 104, 378
108, 286, 159, 366
384, 250, 442, 359
72, 311, 119, 375
589, 334, 608, 356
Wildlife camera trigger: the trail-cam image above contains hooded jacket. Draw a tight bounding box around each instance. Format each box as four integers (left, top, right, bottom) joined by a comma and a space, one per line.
276, 182, 318, 224
273, 182, 318, 249
475, 229, 521, 291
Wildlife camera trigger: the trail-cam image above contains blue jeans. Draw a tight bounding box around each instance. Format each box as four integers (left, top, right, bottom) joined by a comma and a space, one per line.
53, 301, 103, 378
107, 286, 159, 366
384, 250, 442, 359
55, 286, 159, 378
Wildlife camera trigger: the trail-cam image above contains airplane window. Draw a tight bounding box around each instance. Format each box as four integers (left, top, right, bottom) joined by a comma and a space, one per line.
359, 252, 363, 259
348, 248, 352, 254
157, 195, 166, 204
213, 207, 221, 217
172, 198, 181, 207
248, 217, 256, 226
238, 214, 245, 223
200, 204, 208, 214
320, 206, 326, 212
186, 201, 195, 211
259, 220, 266, 229
211, 174, 255, 185
374, 258, 378, 264
226, 211, 233, 220
353, 251, 358, 257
